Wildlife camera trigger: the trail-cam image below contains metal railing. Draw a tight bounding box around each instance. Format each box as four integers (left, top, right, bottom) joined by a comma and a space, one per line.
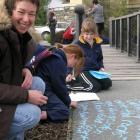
109, 11, 140, 61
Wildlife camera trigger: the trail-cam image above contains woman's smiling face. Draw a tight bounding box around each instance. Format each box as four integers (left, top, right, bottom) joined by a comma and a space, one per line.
11, 1, 37, 33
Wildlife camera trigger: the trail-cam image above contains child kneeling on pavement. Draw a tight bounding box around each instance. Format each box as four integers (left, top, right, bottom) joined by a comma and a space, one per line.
29, 43, 84, 122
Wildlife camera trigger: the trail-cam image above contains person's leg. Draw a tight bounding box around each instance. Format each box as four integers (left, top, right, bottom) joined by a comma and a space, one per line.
84, 71, 112, 91
97, 23, 104, 37
31, 76, 45, 93
6, 103, 41, 140
81, 71, 102, 92
41, 91, 70, 122
50, 28, 54, 45
50, 27, 56, 45
6, 76, 45, 140
68, 71, 102, 92
98, 78, 112, 90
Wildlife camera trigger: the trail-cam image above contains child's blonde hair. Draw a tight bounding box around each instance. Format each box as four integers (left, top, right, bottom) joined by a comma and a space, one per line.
81, 18, 98, 34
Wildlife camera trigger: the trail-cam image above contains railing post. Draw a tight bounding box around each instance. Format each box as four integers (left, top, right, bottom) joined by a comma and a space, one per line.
109, 11, 140, 61
127, 17, 130, 56
109, 17, 113, 47
120, 18, 123, 52
136, 14, 140, 62
115, 20, 117, 49
74, 5, 85, 40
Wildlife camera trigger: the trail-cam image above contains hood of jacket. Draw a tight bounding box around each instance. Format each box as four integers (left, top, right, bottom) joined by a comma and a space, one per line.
79, 34, 103, 44
0, 0, 12, 31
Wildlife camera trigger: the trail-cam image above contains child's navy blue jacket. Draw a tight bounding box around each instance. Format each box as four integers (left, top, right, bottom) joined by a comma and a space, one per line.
74, 36, 104, 71
34, 45, 71, 109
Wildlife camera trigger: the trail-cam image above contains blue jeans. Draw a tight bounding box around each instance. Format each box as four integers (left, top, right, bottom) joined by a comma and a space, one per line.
6, 76, 45, 140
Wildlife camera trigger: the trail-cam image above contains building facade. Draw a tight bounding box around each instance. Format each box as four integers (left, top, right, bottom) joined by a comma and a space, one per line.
128, 0, 140, 9
127, 0, 140, 12
69, 0, 83, 5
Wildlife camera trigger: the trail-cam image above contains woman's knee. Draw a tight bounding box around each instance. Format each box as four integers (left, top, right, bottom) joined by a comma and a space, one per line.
31, 76, 45, 93
8, 104, 41, 139
25, 104, 41, 128
14, 104, 41, 129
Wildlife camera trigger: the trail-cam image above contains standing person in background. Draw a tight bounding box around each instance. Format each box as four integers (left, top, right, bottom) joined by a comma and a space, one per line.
0, 0, 48, 139
87, 0, 104, 37
48, 10, 57, 45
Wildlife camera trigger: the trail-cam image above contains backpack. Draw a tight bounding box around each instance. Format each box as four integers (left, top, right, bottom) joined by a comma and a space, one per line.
26, 45, 55, 73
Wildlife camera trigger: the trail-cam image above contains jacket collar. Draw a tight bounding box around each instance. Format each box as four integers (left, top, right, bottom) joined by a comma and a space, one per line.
79, 34, 103, 44
0, 0, 12, 31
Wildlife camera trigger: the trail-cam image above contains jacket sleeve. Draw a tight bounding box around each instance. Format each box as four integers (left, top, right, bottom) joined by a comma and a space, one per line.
98, 45, 104, 68
67, 67, 73, 75
0, 83, 28, 105
43, 57, 71, 107
0, 32, 29, 105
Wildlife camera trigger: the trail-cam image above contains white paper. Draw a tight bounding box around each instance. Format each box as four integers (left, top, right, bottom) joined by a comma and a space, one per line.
69, 91, 100, 102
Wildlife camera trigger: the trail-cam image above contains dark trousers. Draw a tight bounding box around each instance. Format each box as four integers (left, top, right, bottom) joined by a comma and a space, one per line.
50, 27, 56, 45
41, 91, 70, 122
96, 22, 104, 36
67, 71, 112, 93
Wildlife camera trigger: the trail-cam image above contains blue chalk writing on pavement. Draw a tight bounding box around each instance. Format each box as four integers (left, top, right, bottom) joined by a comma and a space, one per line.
75, 99, 140, 140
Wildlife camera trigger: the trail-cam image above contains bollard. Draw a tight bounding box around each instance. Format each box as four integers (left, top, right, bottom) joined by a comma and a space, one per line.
74, 5, 85, 40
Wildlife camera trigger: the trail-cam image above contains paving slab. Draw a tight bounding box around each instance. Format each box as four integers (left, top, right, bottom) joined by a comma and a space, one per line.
69, 80, 140, 140
102, 45, 140, 80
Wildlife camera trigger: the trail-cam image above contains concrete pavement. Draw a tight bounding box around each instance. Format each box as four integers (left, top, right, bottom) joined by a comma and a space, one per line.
68, 45, 140, 140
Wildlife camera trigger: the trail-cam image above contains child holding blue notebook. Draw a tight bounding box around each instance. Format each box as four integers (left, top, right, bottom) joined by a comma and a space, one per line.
68, 18, 112, 92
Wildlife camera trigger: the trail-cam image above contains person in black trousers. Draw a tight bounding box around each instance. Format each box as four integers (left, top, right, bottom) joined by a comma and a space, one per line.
48, 11, 57, 45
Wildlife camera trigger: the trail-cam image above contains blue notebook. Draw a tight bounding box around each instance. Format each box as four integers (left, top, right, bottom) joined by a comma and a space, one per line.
89, 70, 111, 79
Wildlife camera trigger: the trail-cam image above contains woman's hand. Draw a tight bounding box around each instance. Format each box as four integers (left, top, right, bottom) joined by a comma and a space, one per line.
28, 90, 48, 106
22, 68, 33, 89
